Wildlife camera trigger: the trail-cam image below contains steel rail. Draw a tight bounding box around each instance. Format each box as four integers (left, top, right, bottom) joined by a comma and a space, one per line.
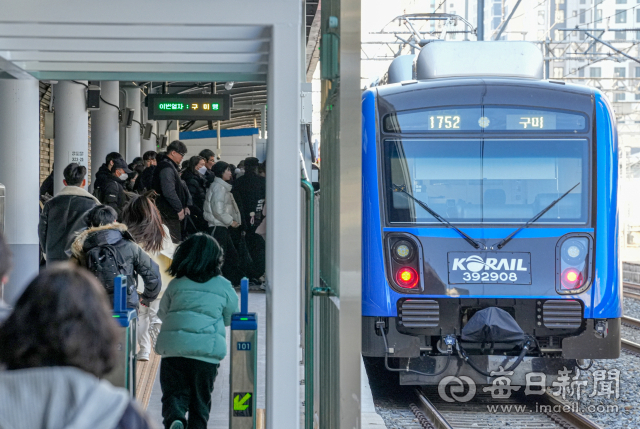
413, 388, 604, 429
539, 393, 604, 429
414, 388, 453, 429
622, 338, 640, 354
622, 315, 640, 329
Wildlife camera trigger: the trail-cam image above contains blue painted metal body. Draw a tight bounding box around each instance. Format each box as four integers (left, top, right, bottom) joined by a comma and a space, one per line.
362, 84, 620, 320
231, 277, 257, 331
113, 275, 137, 328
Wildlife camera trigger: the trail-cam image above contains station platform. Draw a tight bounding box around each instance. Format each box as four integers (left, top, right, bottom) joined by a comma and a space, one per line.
139, 290, 387, 428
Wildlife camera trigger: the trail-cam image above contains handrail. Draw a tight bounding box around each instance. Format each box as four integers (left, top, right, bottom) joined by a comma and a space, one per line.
301, 178, 315, 429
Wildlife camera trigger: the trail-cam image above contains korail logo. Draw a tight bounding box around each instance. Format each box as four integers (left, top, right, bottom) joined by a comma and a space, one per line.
452, 255, 528, 272
438, 375, 477, 403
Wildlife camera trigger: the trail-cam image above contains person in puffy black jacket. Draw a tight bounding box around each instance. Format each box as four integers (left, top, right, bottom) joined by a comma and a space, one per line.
181, 156, 208, 212
134, 151, 157, 194
39, 163, 100, 265
71, 206, 161, 309
101, 158, 132, 221
93, 152, 124, 196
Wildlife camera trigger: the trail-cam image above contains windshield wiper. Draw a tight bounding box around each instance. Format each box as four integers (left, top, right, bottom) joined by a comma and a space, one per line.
391, 184, 483, 249
493, 182, 581, 250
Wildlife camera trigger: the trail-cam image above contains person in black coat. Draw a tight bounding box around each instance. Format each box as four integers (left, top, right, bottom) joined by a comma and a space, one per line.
181, 156, 208, 212
93, 152, 124, 196
71, 206, 161, 309
198, 149, 217, 186
153, 141, 191, 243
100, 158, 132, 221
38, 163, 100, 265
231, 157, 266, 279
134, 151, 157, 194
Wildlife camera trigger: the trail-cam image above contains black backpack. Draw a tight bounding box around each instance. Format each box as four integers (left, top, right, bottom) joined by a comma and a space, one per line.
92, 186, 104, 204
85, 244, 131, 295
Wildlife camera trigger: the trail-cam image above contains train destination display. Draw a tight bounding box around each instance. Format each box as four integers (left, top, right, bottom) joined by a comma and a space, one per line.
384, 106, 587, 133
147, 94, 231, 121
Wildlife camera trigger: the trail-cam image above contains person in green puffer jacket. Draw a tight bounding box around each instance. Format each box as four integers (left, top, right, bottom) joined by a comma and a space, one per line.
155, 232, 239, 429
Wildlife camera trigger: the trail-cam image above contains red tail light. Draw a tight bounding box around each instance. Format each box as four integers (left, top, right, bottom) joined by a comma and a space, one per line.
561, 268, 583, 290
396, 267, 419, 289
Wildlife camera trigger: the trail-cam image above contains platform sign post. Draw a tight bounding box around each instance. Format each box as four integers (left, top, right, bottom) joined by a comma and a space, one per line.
230, 278, 257, 429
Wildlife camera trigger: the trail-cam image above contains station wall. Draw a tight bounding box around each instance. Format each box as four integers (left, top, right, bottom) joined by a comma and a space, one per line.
179, 128, 259, 166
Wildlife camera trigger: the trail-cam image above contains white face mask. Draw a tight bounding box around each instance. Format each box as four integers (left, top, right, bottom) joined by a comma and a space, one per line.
120, 173, 129, 181
198, 166, 207, 175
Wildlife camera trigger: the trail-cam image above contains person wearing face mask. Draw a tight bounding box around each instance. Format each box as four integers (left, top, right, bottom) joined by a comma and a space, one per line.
38, 163, 100, 266
198, 149, 217, 186
181, 156, 208, 213
100, 158, 132, 221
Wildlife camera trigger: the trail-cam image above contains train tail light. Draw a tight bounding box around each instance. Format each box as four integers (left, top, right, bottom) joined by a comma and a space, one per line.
396, 267, 419, 289
557, 237, 590, 293
561, 268, 583, 290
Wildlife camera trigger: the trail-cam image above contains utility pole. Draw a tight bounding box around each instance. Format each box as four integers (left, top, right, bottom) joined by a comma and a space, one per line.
477, 0, 484, 40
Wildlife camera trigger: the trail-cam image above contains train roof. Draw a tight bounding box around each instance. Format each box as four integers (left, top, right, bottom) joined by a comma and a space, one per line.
374, 77, 596, 99
371, 78, 598, 117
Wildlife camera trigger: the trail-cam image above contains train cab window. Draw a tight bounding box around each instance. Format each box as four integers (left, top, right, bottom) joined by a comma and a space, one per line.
384, 138, 589, 225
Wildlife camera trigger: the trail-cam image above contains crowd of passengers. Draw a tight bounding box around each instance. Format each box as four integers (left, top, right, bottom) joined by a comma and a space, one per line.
0, 141, 268, 429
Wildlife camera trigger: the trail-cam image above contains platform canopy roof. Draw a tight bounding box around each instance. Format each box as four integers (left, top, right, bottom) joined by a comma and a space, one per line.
0, 0, 320, 130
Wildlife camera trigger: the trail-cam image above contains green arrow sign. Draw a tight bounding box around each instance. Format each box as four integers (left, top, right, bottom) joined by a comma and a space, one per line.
234, 393, 251, 411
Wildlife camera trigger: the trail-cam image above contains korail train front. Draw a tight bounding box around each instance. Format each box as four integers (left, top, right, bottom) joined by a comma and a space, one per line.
361, 41, 621, 386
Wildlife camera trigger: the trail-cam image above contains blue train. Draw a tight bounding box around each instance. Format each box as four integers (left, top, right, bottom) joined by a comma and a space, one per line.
361, 42, 621, 385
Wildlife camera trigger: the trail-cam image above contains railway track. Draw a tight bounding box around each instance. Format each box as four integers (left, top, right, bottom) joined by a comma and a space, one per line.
621, 314, 640, 354
623, 281, 640, 299
411, 388, 604, 429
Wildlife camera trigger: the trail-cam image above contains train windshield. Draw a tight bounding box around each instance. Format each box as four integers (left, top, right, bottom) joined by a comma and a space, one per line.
384, 138, 589, 225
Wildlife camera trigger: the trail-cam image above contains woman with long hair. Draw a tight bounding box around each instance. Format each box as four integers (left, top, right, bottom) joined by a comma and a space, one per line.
122, 192, 175, 361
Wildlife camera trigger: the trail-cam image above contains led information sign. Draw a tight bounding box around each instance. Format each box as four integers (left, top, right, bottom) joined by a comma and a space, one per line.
385, 106, 587, 133
147, 94, 231, 121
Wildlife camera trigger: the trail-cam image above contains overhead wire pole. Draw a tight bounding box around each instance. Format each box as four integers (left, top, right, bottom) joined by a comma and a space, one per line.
584, 31, 640, 65
477, 0, 484, 40
493, 0, 523, 40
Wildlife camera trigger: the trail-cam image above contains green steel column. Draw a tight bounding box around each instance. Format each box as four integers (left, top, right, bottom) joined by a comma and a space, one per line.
301, 179, 315, 429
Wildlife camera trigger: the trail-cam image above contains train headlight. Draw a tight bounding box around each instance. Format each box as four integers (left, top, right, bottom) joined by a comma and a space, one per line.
392, 240, 414, 262
561, 238, 587, 265
396, 267, 419, 289
567, 245, 580, 258
396, 244, 410, 258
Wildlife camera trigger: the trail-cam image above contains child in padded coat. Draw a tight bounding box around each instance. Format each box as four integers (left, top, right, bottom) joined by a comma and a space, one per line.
155, 232, 239, 429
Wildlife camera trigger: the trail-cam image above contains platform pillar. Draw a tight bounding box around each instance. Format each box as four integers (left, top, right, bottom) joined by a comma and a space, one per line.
90, 81, 119, 191
123, 86, 141, 162
53, 80, 88, 196
266, 22, 302, 429
0, 78, 40, 304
